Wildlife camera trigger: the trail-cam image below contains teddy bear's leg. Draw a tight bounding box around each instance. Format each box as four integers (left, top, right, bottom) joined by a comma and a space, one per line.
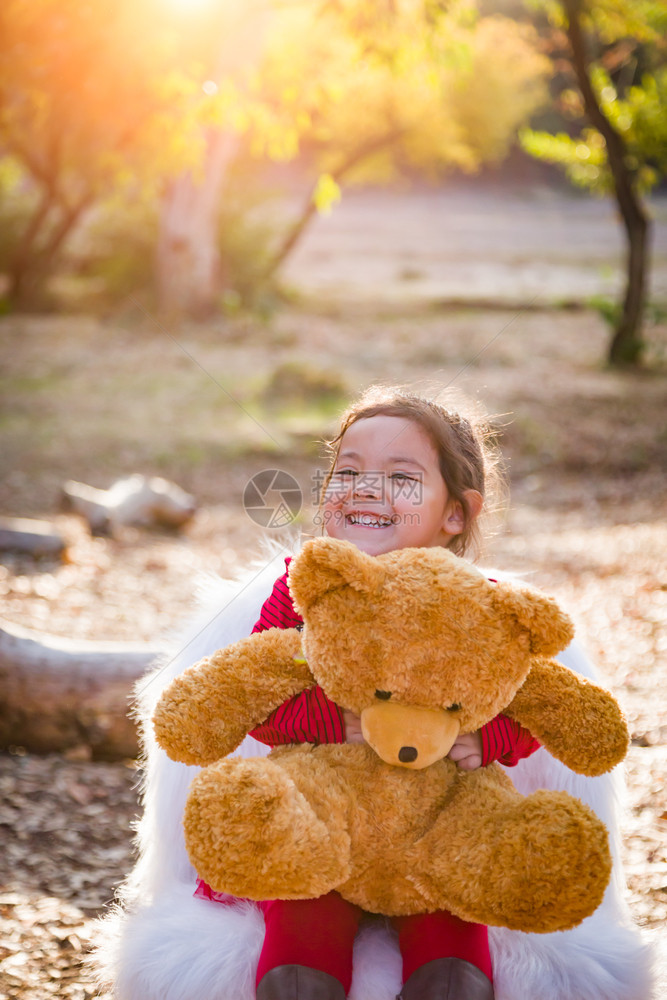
183, 754, 352, 901
413, 770, 612, 934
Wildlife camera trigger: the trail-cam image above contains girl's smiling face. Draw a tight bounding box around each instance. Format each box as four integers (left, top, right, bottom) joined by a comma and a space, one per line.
321, 415, 471, 557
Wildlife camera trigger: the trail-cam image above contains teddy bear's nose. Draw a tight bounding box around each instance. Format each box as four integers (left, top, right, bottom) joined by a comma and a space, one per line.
398, 746, 418, 763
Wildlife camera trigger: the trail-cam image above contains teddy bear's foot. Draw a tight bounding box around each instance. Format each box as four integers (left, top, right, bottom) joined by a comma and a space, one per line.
417, 782, 612, 933
183, 756, 351, 900
452, 788, 611, 933
480, 789, 612, 933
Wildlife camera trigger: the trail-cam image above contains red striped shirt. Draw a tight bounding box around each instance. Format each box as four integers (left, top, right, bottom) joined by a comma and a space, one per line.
249, 559, 539, 766
480, 714, 540, 767
250, 559, 303, 632
249, 559, 346, 745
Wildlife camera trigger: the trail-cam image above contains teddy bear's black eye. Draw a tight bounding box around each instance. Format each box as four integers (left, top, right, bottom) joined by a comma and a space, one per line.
448, 703, 461, 712
375, 690, 392, 701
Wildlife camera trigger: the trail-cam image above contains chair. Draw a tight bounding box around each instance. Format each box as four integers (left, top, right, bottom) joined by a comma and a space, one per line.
92, 555, 655, 1000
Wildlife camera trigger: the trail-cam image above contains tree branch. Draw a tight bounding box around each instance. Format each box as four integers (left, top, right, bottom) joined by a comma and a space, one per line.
265, 126, 408, 279
562, 0, 645, 232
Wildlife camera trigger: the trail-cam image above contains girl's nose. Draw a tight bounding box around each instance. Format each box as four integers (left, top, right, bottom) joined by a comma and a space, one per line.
353, 474, 382, 499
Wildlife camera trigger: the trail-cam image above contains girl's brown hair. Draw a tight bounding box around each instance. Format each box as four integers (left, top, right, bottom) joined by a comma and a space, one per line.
319, 385, 505, 558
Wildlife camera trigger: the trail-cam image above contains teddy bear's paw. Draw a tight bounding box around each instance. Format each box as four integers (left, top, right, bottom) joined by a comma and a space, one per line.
476, 789, 613, 933
183, 757, 351, 900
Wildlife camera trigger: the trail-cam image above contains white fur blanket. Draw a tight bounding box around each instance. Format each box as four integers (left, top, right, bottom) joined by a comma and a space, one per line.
92, 550, 657, 1000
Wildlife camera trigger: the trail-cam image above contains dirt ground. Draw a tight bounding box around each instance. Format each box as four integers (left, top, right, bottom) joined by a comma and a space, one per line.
1, 187, 666, 998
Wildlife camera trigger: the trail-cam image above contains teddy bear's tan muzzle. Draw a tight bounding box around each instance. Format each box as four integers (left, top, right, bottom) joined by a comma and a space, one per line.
360, 702, 461, 770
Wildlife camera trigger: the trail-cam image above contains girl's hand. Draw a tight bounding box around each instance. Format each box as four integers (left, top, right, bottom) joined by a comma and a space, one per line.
343, 709, 365, 744
447, 731, 483, 770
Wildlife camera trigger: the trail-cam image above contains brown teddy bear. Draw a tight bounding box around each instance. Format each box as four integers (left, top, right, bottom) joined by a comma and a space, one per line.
153, 537, 629, 934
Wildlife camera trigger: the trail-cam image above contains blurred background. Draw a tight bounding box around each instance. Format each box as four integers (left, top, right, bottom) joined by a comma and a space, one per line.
0, 0, 666, 997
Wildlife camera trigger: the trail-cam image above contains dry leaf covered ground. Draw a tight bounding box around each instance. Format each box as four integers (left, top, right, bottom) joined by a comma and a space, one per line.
1, 187, 666, 998
2, 506, 666, 1000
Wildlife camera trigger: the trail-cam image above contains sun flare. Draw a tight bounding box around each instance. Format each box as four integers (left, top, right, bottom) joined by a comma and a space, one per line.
161, 0, 215, 13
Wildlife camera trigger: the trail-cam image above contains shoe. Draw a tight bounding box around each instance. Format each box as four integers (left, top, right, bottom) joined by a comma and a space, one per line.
257, 964, 347, 1000
397, 957, 494, 999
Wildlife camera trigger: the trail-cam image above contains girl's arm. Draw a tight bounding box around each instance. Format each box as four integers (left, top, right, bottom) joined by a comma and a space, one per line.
251, 559, 303, 633
480, 714, 540, 766
248, 561, 346, 746
448, 715, 540, 771
250, 686, 346, 745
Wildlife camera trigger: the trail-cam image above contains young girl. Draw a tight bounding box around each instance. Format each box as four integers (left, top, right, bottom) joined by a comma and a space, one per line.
196, 386, 540, 1000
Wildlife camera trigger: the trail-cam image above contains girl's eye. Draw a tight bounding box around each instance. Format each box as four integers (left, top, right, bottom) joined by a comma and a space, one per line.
390, 472, 417, 482
334, 468, 358, 478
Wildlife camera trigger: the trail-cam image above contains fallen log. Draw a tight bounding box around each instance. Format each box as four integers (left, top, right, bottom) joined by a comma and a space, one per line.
61, 475, 197, 535
0, 618, 164, 759
0, 517, 66, 558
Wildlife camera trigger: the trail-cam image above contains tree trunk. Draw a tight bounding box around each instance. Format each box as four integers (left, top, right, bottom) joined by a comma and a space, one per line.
8, 191, 92, 309
155, 130, 241, 319
155, 6, 274, 320
6, 188, 56, 306
0, 618, 162, 759
609, 202, 648, 366
563, 0, 650, 366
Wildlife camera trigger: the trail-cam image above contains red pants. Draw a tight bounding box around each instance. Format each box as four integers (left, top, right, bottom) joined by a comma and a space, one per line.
257, 893, 492, 994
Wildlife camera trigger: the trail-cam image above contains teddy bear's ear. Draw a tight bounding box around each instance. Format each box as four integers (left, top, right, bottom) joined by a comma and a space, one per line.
288, 538, 385, 613
491, 581, 575, 656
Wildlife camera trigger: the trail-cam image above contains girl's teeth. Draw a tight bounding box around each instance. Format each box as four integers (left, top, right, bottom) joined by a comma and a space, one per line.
348, 514, 391, 527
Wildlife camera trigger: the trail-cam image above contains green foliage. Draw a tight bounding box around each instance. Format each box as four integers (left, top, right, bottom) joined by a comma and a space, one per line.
0, 0, 555, 311
588, 293, 667, 337
521, 60, 667, 196
0, 159, 35, 269
259, 361, 348, 413
67, 182, 284, 311
587, 293, 622, 328
614, 69, 667, 175
313, 175, 343, 215
257, 0, 551, 185
519, 0, 667, 365
521, 0, 667, 197
0, 0, 250, 307
519, 126, 611, 191
77, 196, 159, 302
216, 194, 283, 313
580, 0, 667, 44
0, 0, 205, 197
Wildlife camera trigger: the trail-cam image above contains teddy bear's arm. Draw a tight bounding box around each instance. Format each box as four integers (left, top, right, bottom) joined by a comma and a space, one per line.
152, 628, 313, 766
504, 658, 629, 775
